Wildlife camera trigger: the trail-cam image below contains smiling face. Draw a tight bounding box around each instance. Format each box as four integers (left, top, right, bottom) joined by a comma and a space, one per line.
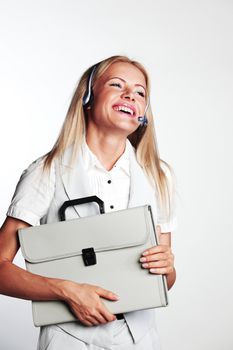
87, 62, 147, 138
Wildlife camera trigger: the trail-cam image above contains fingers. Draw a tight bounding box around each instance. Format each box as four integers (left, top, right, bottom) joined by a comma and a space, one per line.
78, 316, 97, 327
96, 287, 119, 301
70, 300, 116, 326
142, 244, 171, 256
141, 259, 171, 269
73, 300, 116, 326
140, 252, 170, 262
79, 309, 115, 326
65, 283, 118, 327
148, 266, 174, 274
141, 260, 174, 274
140, 243, 175, 275
99, 307, 116, 323
95, 287, 118, 322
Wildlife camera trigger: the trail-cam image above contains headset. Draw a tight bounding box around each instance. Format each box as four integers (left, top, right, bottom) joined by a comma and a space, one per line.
82, 64, 98, 107
82, 64, 149, 127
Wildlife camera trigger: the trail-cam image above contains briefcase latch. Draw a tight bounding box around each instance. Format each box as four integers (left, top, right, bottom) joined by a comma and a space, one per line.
82, 248, 97, 266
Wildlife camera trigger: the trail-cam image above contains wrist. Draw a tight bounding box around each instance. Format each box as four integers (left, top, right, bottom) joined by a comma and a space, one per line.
46, 278, 75, 302
166, 267, 176, 290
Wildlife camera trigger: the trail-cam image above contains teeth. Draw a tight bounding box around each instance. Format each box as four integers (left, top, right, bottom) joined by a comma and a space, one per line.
114, 106, 134, 115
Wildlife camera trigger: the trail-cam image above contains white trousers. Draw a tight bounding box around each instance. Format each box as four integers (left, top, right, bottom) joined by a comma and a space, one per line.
37, 319, 161, 350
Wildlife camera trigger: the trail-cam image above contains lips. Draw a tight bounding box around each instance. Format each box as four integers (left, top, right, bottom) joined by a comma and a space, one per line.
112, 103, 136, 116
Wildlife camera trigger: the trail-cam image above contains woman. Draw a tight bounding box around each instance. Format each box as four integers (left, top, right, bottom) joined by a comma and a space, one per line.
0, 55, 176, 349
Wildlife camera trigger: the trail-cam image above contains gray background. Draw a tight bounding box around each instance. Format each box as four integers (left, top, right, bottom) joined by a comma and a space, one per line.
0, 0, 233, 349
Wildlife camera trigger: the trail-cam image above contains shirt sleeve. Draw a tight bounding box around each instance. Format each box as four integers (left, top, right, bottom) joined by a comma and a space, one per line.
157, 162, 178, 233
6, 157, 56, 226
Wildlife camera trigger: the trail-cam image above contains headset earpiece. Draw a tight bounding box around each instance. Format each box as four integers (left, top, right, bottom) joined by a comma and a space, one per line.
82, 65, 98, 107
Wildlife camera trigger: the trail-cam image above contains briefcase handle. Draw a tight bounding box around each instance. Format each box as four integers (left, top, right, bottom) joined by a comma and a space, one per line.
58, 195, 105, 221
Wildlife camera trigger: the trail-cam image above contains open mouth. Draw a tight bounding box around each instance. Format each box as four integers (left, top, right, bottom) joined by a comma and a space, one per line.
112, 104, 136, 116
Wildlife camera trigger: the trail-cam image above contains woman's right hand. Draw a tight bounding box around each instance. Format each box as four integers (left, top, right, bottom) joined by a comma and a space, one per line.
60, 281, 119, 326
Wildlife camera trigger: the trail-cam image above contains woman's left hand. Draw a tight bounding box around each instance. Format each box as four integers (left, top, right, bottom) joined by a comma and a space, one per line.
139, 226, 175, 276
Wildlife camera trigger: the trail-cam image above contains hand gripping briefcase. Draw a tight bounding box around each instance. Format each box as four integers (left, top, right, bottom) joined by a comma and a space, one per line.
18, 196, 168, 327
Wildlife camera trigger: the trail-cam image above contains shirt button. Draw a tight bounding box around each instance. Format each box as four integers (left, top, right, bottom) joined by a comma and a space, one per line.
107, 180, 112, 184
110, 205, 114, 209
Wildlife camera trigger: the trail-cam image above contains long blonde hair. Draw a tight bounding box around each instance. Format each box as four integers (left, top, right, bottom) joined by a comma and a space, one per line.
44, 55, 173, 219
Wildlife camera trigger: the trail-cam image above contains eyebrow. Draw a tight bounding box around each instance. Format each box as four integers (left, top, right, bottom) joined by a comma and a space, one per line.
107, 76, 146, 92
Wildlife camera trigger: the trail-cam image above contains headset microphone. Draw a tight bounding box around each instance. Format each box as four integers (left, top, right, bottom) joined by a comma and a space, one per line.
138, 116, 148, 126
137, 98, 149, 127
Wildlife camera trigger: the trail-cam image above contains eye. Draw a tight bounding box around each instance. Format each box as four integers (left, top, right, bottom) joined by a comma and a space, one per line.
109, 82, 122, 88
136, 90, 145, 98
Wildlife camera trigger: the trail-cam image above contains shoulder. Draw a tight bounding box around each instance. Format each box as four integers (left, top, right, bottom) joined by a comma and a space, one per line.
7, 155, 56, 226
14, 155, 56, 198
23, 154, 56, 176
21, 156, 46, 176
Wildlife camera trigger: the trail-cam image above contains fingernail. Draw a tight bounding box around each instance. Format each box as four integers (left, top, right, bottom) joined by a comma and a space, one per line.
142, 263, 148, 268
150, 268, 157, 273
143, 251, 149, 256
140, 257, 146, 262
113, 295, 120, 300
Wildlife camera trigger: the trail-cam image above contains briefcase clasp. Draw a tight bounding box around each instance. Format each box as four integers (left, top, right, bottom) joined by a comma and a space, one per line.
82, 248, 97, 266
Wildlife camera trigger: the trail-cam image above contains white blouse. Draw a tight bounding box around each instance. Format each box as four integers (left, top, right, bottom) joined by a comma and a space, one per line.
7, 140, 177, 232
81, 140, 131, 213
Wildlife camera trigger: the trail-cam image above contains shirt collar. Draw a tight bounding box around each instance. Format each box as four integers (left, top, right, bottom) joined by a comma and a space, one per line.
82, 139, 131, 176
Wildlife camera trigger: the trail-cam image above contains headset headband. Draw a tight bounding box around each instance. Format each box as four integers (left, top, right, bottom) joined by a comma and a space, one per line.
82, 65, 98, 106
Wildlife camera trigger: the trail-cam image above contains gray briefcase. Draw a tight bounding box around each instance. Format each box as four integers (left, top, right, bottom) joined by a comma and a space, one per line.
18, 196, 168, 327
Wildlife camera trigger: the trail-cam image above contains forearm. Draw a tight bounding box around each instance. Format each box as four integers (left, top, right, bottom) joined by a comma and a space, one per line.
0, 260, 66, 301
166, 267, 176, 290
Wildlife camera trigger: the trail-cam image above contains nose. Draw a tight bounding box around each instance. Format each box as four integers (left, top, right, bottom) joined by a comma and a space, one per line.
121, 88, 135, 102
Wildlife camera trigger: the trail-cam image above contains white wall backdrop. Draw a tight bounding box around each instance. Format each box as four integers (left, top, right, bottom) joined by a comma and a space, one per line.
0, 1, 233, 349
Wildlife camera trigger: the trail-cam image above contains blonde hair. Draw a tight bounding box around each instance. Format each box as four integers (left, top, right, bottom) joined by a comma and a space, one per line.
44, 55, 173, 219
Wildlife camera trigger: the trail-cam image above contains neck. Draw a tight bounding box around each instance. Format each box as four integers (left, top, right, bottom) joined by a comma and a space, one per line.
86, 130, 127, 171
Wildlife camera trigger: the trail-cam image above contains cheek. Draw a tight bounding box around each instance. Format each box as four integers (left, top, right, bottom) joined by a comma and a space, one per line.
94, 94, 114, 116
90, 103, 111, 125
93, 93, 110, 111
139, 101, 147, 115
96, 102, 111, 117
